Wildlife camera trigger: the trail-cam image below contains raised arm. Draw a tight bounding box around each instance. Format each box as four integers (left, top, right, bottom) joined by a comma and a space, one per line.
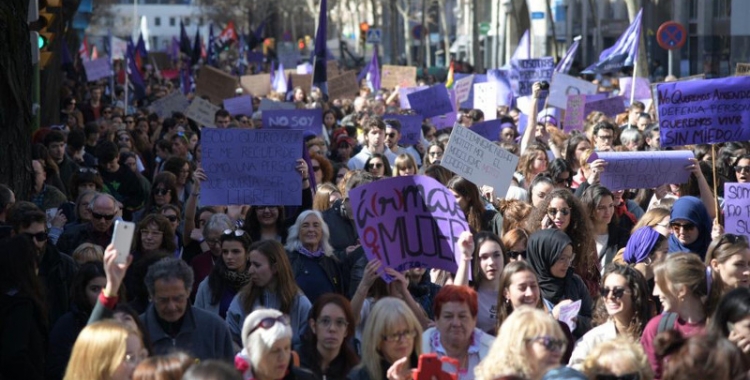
183, 168, 206, 247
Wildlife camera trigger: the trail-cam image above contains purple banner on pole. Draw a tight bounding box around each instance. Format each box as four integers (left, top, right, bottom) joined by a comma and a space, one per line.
201, 129, 303, 206
263, 109, 323, 136
399, 86, 429, 109
384, 114, 422, 145
469, 120, 502, 142
656, 76, 750, 147
407, 85, 454, 118
588, 150, 694, 191
83, 57, 113, 82
223, 95, 254, 117
348, 175, 470, 281
724, 183, 750, 239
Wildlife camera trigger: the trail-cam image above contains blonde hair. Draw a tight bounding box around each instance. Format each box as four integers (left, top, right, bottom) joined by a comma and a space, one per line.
581, 337, 653, 380
64, 320, 140, 380
72, 243, 104, 265
393, 154, 417, 176
632, 207, 670, 233
357, 298, 423, 380
475, 307, 564, 380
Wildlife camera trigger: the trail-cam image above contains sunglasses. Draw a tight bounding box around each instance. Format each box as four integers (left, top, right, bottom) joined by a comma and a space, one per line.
153, 188, 170, 196
385, 132, 397, 138
223, 229, 246, 237
600, 286, 629, 299
91, 212, 116, 221
248, 315, 291, 335
670, 222, 696, 232
24, 231, 48, 242
78, 167, 99, 174
163, 215, 178, 222
734, 165, 750, 174
527, 336, 566, 352
368, 163, 384, 169
508, 250, 526, 260
595, 374, 640, 380
547, 207, 571, 217
312, 166, 321, 172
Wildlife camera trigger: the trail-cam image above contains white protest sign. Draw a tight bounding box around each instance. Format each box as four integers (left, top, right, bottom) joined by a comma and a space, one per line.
83, 56, 113, 82
150, 92, 190, 119
440, 125, 519, 195
454, 75, 474, 103
548, 72, 598, 109
185, 97, 220, 128
473, 82, 498, 121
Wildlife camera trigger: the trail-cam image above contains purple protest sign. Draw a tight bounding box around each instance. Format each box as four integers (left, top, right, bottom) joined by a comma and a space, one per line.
263, 109, 323, 136
399, 86, 429, 109
407, 85, 454, 118
201, 129, 303, 206
619, 77, 651, 100
454, 75, 474, 103
657, 76, 750, 147
516, 57, 555, 96
469, 120, 502, 141
724, 183, 750, 239
384, 114, 422, 145
588, 150, 694, 191
429, 89, 457, 129
83, 57, 113, 82
563, 94, 587, 132
349, 175, 470, 281
586, 95, 626, 118
223, 95, 254, 117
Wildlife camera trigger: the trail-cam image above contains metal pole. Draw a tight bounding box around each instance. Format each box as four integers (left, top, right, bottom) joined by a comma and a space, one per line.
668, 49, 673, 77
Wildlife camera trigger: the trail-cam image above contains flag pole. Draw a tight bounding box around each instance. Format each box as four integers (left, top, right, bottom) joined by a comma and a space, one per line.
711, 144, 720, 225
629, 21, 642, 105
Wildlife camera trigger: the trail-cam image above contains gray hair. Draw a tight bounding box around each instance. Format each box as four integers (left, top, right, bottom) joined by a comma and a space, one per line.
619, 128, 644, 146
241, 308, 292, 368
202, 213, 233, 238
284, 210, 334, 257
144, 257, 194, 296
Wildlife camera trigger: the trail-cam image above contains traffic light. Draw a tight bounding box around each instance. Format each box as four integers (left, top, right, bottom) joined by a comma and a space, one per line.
359, 22, 369, 46
298, 38, 305, 51
29, 0, 60, 68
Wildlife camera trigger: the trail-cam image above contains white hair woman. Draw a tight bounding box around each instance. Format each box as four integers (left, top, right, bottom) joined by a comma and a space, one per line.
234, 308, 317, 380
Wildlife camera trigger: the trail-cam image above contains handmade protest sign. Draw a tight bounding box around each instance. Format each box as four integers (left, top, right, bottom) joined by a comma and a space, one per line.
736, 63, 750, 76
151, 92, 190, 119
724, 183, 750, 239
586, 95, 626, 119
454, 75, 474, 103
327, 71, 359, 100
196, 66, 239, 105
587, 150, 694, 191
469, 120, 502, 142
563, 94, 587, 132
473, 82, 498, 121
486, 69, 514, 106
289, 73, 312, 94
398, 86, 429, 109
240, 73, 271, 96
656, 76, 750, 147
440, 125, 519, 196
223, 95, 254, 117
548, 72, 598, 108
297, 62, 313, 74
348, 175, 470, 280
383, 114, 422, 145
516, 57, 555, 96
381, 65, 417, 89
201, 129, 303, 206
258, 98, 296, 111
429, 89, 457, 130
263, 109, 323, 136
619, 77, 652, 101
83, 57, 113, 82
407, 85, 454, 118
185, 97, 220, 128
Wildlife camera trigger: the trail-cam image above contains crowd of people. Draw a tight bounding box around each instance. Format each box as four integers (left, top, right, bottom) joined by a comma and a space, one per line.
1, 62, 750, 380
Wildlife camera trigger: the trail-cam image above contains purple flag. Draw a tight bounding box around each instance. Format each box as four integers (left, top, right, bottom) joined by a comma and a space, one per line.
348, 175, 469, 281
126, 42, 146, 99
169, 37, 180, 61
312, 0, 328, 98
583, 9, 642, 74
207, 24, 217, 67
502, 30, 530, 69
61, 39, 73, 65
179, 20, 191, 56
587, 150, 694, 191
555, 36, 580, 74
136, 33, 148, 58
358, 45, 380, 91
191, 28, 202, 66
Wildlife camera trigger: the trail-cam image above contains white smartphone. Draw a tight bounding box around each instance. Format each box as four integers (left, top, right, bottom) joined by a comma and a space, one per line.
111, 220, 135, 264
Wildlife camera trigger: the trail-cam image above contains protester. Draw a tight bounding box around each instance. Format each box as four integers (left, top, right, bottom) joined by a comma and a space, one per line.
668, 196, 712, 259
580, 185, 630, 270
63, 320, 147, 380
708, 287, 750, 361
654, 330, 749, 380
704, 233, 750, 295
580, 337, 653, 380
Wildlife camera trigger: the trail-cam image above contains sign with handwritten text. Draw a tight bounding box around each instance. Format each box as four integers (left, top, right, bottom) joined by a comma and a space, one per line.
725, 183, 750, 239
263, 109, 323, 136
588, 150, 694, 191
384, 114, 422, 145
407, 85, 454, 118
185, 97, 220, 128
548, 72, 598, 109
151, 92, 190, 119
516, 57, 555, 96
83, 57, 113, 82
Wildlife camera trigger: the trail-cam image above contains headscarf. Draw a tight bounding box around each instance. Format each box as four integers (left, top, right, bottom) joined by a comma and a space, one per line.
623, 226, 662, 264
668, 196, 711, 259
526, 229, 573, 304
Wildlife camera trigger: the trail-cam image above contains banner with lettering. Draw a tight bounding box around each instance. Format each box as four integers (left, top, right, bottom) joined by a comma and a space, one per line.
724, 183, 750, 239
588, 150, 694, 191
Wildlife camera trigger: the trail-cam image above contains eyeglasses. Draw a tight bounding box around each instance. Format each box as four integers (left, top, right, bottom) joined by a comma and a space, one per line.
526, 336, 567, 352
547, 207, 571, 217
595, 374, 640, 380
312, 166, 321, 172
140, 229, 164, 237
385, 132, 397, 138
508, 250, 526, 260
249, 315, 291, 335
555, 254, 575, 266
23, 231, 48, 242
223, 229, 246, 237
153, 188, 170, 196
734, 165, 750, 174
382, 329, 417, 342
163, 215, 178, 222
670, 222, 696, 232
205, 238, 221, 246
91, 212, 116, 221
368, 163, 384, 169
599, 286, 630, 299
78, 167, 99, 174
317, 317, 349, 330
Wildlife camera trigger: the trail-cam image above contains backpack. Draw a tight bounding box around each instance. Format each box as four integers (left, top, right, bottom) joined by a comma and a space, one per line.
657, 312, 679, 334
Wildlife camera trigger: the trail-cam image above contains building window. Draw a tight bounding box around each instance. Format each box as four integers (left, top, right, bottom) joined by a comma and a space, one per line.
169, 17, 176, 26
154, 17, 161, 26
185, 18, 191, 26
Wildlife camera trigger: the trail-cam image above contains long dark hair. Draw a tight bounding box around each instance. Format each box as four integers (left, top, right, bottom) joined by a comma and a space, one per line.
207, 232, 253, 304
70, 261, 106, 315
447, 176, 484, 232
239, 240, 299, 314
242, 206, 287, 242
471, 232, 507, 289
580, 184, 618, 228
300, 294, 359, 377
708, 287, 750, 338
0, 235, 47, 326
594, 264, 652, 337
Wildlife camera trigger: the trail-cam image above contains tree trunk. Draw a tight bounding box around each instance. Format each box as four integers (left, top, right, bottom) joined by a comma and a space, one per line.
0, 0, 33, 200
437, 0, 450, 66
397, 0, 413, 66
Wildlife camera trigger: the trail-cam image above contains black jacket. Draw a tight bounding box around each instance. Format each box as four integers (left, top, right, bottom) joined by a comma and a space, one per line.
56, 223, 112, 256
38, 244, 78, 326
0, 293, 47, 380
287, 250, 348, 301
45, 307, 88, 380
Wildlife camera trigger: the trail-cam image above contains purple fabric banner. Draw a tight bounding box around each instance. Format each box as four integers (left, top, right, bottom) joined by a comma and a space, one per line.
201, 129, 303, 206
469, 120, 502, 142
619, 77, 651, 100
587, 150, 694, 191
384, 114, 422, 145
348, 175, 470, 281
407, 85, 454, 118
429, 89, 457, 129
583, 8, 642, 74
263, 109, 323, 136
399, 86, 429, 109
656, 76, 750, 146
223, 95, 254, 117
724, 183, 750, 239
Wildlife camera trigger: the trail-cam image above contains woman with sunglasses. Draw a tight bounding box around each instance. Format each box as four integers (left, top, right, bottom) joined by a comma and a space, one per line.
475, 307, 567, 380
568, 264, 652, 369
502, 229, 529, 262
194, 229, 252, 319
705, 233, 750, 295
311, 153, 334, 185
226, 240, 312, 348
580, 185, 630, 270
159, 204, 183, 250
134, 172, 181, 223
525, 229, 593, 339
668, 196, 712, 259
734, 153, 750, 184
422, 141, 445, 170
545, 159, 574, 190
234, 309, 318, 380
297, 294, 359, 380
364, 153, 392, 178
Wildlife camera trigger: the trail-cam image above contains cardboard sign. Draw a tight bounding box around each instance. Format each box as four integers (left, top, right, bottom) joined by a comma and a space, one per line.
83, 57, 113, 82
258, 98, 297, 111
454, 75, 474, 103
196, 66, 239, 105
440, 125, 519, 195
736, 63, 750, 76
469, 120, 502, 142
516, 57, 555, 96
348, 175, 470, 280
263, 109, 323, 136
241, 73, 271, 97
381, 65, 417, 90
201, 129, 303, 206
383, 114, 422, 145
588, 150, 694, 191
289, 73, 312, 95
223, 95, 254, 117
327, 60, 341, 78
150, 91, 190, 119
407, 85, 454, 118
150, 52, 173, 70
724, 183, 750, 239
328, 70, 359, 100
473, 82, 498, 121
563, 94, 587, 132
548, 72, 598, 108
185, 97, 220, 128
657, 76, 750, 146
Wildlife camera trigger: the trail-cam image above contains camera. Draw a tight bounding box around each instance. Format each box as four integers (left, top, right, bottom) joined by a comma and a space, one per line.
539, 81, 550, 90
